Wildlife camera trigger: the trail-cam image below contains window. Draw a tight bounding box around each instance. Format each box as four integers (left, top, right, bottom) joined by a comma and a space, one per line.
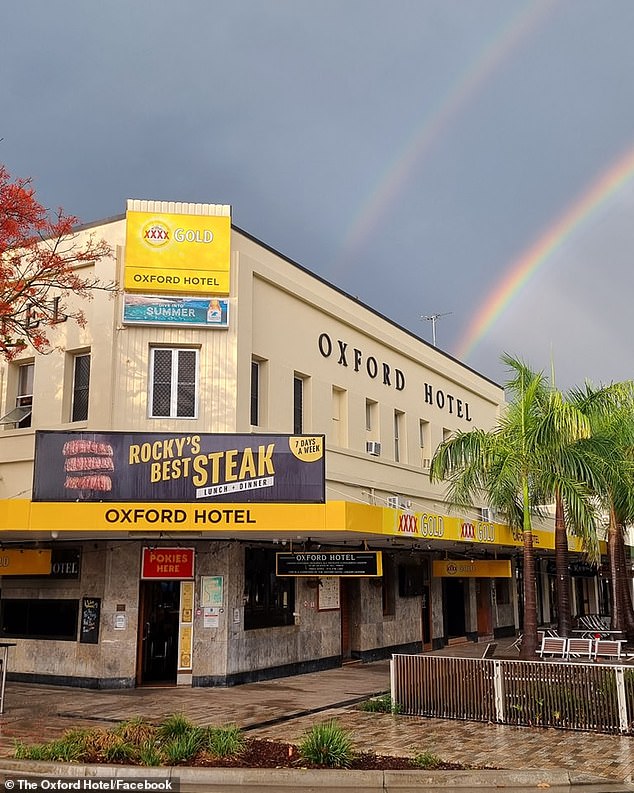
419, 419, 429, 449
394, 410, 404, 462
149, 348, 198, 418
293, 376, 304, 434
0, 598, 79, 640
244, 548, 295, 629
365, 399, 377, 432
71, 353, 91, 422
251, 360, 260, 426
331, 386, 347, 446
16, 363, 34, 428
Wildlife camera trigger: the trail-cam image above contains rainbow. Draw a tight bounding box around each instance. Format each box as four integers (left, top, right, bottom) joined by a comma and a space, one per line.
331, 1, 554, 276
456, 144, 634, 360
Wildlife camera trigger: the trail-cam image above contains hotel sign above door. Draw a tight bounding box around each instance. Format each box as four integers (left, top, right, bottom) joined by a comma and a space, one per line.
433, 559, 511, 578
276, 551, 383, 577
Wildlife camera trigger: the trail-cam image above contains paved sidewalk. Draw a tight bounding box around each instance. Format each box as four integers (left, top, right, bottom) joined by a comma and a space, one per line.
0, 647, 633, 784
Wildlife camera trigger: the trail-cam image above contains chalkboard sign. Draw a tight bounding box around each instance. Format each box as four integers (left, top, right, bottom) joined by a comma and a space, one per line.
80, 597, 101, 644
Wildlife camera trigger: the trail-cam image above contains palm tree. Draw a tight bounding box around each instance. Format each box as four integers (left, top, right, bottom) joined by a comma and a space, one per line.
553, 382, 634, 636
575, 391, 634, 640
430, 354, 594, 659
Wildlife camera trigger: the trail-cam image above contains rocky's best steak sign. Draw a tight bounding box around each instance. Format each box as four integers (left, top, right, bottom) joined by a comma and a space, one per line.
33, 431, 325, 504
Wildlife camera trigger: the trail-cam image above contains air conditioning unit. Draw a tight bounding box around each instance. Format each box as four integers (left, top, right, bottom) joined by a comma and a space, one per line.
480, 507, 494, 522
386, 495, 399, 509
366, 441, 381, 456
422, 458, 431, 470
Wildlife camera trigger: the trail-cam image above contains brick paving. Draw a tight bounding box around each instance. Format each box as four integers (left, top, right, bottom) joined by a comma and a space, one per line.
0, 639, 633, 782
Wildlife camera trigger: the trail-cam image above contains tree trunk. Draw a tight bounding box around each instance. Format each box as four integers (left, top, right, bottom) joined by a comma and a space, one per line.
554, 492, 571, 636
607, 504, 624, 631
520, 531, 538, 659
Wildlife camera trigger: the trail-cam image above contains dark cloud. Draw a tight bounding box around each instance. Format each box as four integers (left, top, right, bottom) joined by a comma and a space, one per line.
2, 0, 634, 389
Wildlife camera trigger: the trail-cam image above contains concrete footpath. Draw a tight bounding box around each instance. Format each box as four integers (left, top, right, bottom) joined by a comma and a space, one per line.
0, 657, 632, 790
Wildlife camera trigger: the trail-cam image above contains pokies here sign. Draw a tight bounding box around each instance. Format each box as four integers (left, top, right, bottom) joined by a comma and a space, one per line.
124, 210, 231, 296
141, 547, 194, 579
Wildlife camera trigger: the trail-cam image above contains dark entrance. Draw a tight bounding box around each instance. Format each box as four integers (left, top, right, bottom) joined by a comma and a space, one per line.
443, 577, 466, 639
137, 580, 179, 685
422, 585, 432, 649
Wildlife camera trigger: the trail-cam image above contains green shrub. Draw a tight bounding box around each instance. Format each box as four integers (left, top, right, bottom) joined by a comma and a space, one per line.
102, 737, 136, 764
115, 717, 157, 746
412, 750, 444, 769
163, 729, 205, 764
137, 740, 164, 767
204, 725, 245, 758
299, 720, 355, 768
157, 713, 196, 742
358, 694, 401, 714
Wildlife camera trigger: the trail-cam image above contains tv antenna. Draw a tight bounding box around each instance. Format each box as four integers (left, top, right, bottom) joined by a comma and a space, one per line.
421, 312, 452, 347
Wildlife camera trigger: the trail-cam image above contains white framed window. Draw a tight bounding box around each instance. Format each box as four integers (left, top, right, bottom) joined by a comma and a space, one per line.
394, 409, 404, 462
365, 399, 377, 432
16, 362, 34, 428
0, 362, 35, 428
149, 348, 199, 418
293, 375, 304, 434
251, 360, 260, 426
71, 353, 91, 422
331, 386, 347, 446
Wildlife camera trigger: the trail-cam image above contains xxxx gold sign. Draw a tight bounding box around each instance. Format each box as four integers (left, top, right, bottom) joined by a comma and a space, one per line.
0, 549, 51, 576
124, 209, 231, 296
433, 559, 511, 578
33, 432, 325, 504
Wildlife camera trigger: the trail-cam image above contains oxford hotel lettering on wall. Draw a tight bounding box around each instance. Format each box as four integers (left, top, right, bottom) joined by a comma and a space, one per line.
318, 332, 472, 422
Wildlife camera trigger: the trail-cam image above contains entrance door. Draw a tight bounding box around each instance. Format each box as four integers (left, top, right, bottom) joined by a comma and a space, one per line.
137, 581, 180, 685
443, 578, 466, 639
421, 585, 432, 649
476, 578, 493, 637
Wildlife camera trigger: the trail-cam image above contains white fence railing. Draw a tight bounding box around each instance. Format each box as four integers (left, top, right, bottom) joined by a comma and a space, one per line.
391, 653, 634, 734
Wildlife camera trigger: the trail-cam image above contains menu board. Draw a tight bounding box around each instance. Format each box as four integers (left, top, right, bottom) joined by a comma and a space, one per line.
80, 597, 101, 644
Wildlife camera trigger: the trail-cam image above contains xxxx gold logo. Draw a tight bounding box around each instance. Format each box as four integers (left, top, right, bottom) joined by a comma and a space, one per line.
142, 220, 170, 247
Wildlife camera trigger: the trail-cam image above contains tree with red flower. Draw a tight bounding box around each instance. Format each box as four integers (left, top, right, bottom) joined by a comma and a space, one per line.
0, 164, 115, 360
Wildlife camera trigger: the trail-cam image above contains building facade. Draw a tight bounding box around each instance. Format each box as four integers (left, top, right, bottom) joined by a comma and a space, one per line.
0, 200, 597, 688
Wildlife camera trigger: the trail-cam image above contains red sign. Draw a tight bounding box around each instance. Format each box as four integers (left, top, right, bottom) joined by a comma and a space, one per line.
141, 547, 194, 579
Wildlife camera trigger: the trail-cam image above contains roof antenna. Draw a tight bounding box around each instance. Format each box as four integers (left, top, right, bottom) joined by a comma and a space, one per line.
421, 312, 452, 347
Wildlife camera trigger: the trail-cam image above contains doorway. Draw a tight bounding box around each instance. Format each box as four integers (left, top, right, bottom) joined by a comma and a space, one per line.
421, 585, 432, 649
476, 578, 493, 637
137, 580, 180, 685
443, 577, 466, 639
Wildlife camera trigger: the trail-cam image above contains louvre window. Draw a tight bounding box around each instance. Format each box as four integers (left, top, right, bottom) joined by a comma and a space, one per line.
150, 348, 198, 418
251, 360, 260, 426
293, 376, 303, 434
16, 363, 34, 428
71, 354, 91, 422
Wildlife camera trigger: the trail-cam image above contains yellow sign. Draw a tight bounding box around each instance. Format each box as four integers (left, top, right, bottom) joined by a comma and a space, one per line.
1, 499, 608, 558
124, 210, 231, 295
0, 549, 51, 575
289, 436, 324, 462
433, 559, 512, 578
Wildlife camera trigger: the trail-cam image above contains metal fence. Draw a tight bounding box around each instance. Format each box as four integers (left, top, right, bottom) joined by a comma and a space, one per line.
391, 653, 634, 734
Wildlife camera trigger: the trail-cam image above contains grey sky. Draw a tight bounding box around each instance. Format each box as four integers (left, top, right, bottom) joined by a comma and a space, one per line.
3, 0, 634, 389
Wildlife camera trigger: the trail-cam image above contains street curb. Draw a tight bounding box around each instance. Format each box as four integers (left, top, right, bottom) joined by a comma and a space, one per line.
0, 759, 627, 789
